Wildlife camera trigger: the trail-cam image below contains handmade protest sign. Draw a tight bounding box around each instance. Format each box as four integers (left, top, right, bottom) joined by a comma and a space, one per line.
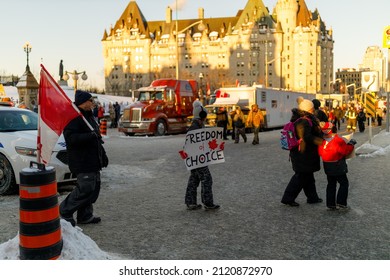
179, 127, 225, 170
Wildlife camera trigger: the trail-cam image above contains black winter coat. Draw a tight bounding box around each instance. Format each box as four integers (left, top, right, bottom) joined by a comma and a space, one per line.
289, 109, 323, 173
188, 118, 204, 132
63, 107, 108, 175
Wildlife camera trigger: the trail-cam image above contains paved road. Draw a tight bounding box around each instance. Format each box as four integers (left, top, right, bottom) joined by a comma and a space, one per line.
1, 122, 389, 260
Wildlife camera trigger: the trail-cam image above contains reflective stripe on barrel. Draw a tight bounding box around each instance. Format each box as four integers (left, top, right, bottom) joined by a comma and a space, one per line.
19, 181, 57, 199
19, 228, 62, 248
100, 119, 107, 136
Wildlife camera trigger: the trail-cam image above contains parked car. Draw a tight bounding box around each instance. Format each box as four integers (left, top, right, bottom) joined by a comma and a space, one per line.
0, 97, 15, 107
0, 107, 75, 195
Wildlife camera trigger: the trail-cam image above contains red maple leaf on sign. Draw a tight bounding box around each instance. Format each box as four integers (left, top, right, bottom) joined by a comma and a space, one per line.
208, 139, 218, 150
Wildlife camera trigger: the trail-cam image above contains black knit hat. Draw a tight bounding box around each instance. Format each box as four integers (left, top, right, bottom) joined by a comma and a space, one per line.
312, 99, 321, 109
75, 90, 92, 106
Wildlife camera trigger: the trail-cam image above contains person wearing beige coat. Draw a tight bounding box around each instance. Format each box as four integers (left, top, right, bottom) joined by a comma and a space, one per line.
246, 104, 264, 145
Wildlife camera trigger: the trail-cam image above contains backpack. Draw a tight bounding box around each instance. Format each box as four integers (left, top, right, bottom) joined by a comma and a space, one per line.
280, 117, 312, 150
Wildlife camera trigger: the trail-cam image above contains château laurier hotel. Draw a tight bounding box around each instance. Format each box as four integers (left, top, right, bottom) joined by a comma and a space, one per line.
102, 0, 334, 96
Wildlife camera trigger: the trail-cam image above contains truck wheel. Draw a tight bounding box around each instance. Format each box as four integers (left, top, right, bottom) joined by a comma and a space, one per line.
0, 154, 17, 195
155, 119, 167, 136
125, 132, 135, 136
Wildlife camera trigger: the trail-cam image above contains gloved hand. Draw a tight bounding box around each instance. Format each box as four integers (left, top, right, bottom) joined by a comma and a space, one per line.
348, 139, 357, 146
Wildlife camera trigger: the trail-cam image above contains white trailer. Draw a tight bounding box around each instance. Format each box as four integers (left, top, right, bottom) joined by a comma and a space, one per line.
214, 86, 315, 129
212, 86, 255, 109
254, 87, 313, 129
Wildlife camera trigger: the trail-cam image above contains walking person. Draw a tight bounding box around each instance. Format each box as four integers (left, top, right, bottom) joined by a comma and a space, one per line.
113, 102, 121, 128
216, 106, 229, 140
97, 103, 105, 124
318, 122, 356, 210
229, 108, 236, 140
334, 106, 343, 130
246, 104, 264, 145
185, 100, 220, 211
233, 106, 247, 143
328, 108, 336, 125
357, 108, 366, 132
376, 107, 383, 126
60, 90, 109, 226
345, 105, 357, 132
109, 102, 115, 128
281, 99, 324, 206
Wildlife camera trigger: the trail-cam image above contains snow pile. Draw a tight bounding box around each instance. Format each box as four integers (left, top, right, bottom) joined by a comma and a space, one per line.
355, 131, 390, 157
0, 220, 121, 260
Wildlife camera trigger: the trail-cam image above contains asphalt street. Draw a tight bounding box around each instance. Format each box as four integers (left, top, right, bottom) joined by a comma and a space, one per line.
0, 121, 389, 260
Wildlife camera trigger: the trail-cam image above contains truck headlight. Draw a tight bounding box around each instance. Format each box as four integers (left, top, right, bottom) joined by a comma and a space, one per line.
15, 146, 38, 157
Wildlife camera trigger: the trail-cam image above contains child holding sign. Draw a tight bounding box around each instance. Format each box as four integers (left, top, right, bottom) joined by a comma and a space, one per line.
183, 100, 220, 211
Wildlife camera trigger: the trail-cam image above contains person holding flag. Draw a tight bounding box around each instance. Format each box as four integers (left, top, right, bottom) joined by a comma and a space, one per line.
59, 90, 109, 226
38, 65, 108, 227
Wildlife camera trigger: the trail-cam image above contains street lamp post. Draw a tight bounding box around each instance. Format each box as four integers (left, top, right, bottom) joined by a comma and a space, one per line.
199, 72, 204, 104
23, 42, 32, 70
175, 1, 205, 80
63, 70, 88, 93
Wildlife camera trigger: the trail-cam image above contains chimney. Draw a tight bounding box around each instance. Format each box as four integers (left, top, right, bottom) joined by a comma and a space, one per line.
166, 6, 172, 23
198, 8, 204, 19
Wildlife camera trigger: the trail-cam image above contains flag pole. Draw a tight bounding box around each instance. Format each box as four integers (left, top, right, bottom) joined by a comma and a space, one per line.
38, 65, 95, 164
39, 64, 94, 131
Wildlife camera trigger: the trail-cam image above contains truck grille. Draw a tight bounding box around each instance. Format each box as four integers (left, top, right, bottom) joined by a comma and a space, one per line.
131, 108, 142, 122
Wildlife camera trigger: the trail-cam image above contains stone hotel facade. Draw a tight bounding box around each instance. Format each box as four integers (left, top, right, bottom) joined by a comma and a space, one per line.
102, 0, 334, 96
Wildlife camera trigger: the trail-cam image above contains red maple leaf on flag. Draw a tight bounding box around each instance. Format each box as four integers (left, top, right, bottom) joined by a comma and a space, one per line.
208, 139, 218, 150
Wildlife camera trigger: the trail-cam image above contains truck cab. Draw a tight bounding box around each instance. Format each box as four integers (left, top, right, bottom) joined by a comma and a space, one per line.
119, 79, 198, 136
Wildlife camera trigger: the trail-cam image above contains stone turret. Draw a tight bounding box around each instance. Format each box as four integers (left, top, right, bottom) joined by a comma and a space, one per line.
16, 65, 38, 110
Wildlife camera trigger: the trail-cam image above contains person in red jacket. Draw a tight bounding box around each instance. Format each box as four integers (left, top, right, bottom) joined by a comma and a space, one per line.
97, 103, 105, 124
318, 122, 356, 210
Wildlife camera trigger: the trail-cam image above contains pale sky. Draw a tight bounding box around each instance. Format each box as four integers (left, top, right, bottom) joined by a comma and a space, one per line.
1, 0, 389, 91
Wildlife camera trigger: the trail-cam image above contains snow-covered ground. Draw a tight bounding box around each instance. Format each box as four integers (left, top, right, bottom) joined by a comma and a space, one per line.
0, 130, 389, 260
0, 219, 121, 260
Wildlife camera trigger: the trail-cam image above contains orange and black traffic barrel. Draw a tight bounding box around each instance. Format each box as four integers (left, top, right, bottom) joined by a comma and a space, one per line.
19, 162, 63, 260
100, 119, 107, 136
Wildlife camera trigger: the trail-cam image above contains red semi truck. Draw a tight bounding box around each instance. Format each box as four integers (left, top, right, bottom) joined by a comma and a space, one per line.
118, 79, 198, 136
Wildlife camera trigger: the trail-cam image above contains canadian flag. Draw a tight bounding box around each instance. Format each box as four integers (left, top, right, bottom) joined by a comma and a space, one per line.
38, 65, 81, 165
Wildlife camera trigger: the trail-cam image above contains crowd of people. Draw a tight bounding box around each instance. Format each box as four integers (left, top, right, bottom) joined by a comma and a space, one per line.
189, 97, 383, 212
316, 101, 386, 133
59, 92, 384, 226
92, 101, 122, 128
